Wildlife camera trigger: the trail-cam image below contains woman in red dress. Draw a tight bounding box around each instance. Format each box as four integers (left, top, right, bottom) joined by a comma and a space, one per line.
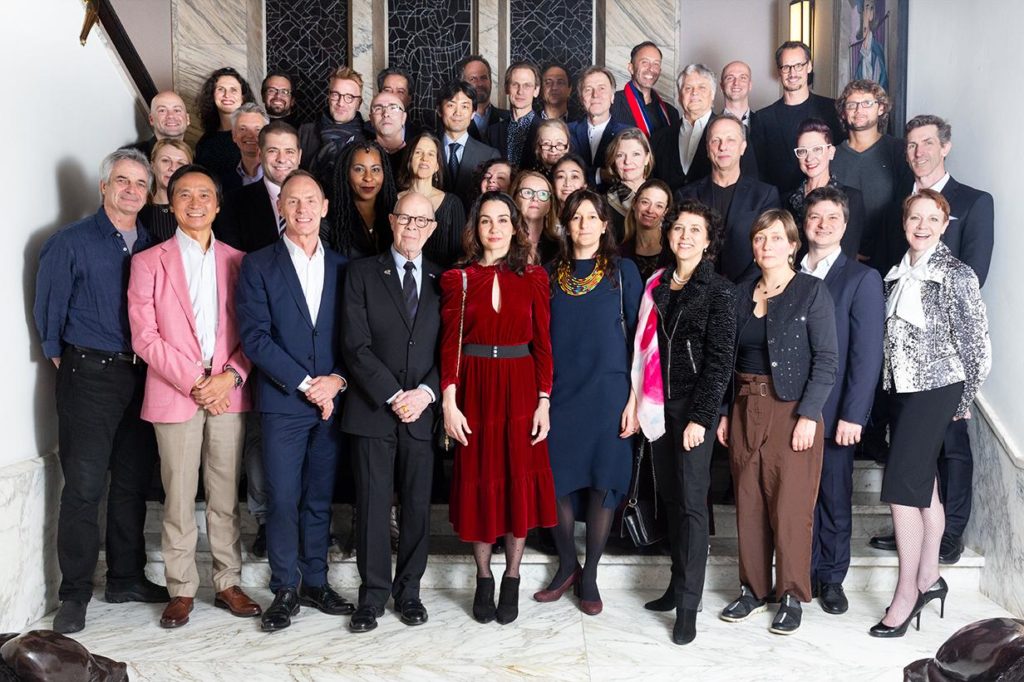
441, 191, 557, 625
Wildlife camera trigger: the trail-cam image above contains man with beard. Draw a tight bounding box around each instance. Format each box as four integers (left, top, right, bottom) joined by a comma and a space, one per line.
299, 67, 368, 187
539, 63, 572, 121
261, 71, 299, 127
611, 41, 680, 136
458, 55, 509, 142
128, 91, 190, 158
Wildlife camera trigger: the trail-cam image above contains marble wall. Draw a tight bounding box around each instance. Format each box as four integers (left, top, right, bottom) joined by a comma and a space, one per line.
603, 0, 679, 105
966, 405, 1024, 617
0, 454, 61, 632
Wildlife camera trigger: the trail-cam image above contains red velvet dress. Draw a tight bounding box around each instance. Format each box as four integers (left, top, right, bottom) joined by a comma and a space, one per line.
440, 263, 557, 542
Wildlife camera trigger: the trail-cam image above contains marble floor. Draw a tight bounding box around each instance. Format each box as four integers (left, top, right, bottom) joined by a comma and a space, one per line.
30, 587, 1014, 681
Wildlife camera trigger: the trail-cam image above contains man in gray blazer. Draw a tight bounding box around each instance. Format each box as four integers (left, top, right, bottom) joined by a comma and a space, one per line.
437, 80, 500, 212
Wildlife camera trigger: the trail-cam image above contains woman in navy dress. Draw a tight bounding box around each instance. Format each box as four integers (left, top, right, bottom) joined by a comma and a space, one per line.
535, 189, 642, 615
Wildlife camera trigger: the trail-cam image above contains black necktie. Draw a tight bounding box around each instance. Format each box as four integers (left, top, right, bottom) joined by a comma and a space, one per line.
403, 261, 418, 320
447, 142, 462, 185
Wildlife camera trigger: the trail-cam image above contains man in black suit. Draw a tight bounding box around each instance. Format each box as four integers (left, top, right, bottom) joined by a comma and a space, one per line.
610, 41, 680, 136
341, 192, 442, 633
486, 62, 542, 169
677, 114, 780, 282
870, 114, 994, 564
800, 186, 884, 615
568, 67, 629, 188
651, 63, 716, 193
751, 41, 845, 196
437, 81, 500, 211
457, 55, 509, 142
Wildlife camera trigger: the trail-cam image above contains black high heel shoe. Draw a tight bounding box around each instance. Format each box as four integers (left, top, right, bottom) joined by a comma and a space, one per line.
921, 577, 949, 618
869, 591, 925, 638
473, 576, 496, 623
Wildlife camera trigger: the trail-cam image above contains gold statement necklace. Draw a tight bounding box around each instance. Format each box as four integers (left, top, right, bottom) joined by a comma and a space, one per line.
557, 257, 606, 296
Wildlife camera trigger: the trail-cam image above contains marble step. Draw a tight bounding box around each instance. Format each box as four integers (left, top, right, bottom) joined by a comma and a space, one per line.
853, 459, 884, 493
96, 530, 983, 594
711, 492, 893, 539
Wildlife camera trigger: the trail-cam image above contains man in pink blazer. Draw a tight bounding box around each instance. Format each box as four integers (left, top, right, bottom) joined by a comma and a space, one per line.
127, 164, 262, 629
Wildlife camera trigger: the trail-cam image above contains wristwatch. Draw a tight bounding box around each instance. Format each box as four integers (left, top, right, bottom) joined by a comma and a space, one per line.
224, 365, 243, 388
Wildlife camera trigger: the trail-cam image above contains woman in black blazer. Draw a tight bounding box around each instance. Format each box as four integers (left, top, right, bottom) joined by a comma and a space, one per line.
716, 208, 837, 636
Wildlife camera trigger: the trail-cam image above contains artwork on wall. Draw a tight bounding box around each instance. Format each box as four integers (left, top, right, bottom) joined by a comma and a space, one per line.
834, 0, 909, 130
266, 0, 349, 126
388, 0, 473, 130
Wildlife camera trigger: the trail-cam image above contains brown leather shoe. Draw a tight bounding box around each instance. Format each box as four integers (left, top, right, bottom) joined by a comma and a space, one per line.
214, 586, 262, 617
160, 597, 194, 628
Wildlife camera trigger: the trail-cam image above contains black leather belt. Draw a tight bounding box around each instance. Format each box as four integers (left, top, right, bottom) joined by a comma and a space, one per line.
71, 345, 142, 365
463, 343, 530, 359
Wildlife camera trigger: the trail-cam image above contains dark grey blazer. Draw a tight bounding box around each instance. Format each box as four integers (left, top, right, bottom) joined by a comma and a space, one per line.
444, 135, 501, 212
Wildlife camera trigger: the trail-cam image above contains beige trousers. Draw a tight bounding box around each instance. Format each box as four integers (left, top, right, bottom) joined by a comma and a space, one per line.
154, 410, 245, 597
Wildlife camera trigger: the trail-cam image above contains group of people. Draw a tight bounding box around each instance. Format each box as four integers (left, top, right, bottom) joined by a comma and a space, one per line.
34, 37, 993, 648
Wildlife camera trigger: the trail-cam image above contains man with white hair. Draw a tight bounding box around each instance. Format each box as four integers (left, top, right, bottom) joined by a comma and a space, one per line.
651, 64, 717, 192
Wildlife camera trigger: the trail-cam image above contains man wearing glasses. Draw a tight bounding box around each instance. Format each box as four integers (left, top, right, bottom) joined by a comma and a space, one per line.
261, 71, 298, 127
299, 67, 368, 180
368, 91, 410, 168
341, 192, 441, 633
751, 41, 845, 196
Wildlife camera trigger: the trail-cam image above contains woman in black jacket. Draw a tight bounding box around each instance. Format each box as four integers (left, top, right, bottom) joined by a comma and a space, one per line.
715, 208, 837, 636
631, 200, 736, 644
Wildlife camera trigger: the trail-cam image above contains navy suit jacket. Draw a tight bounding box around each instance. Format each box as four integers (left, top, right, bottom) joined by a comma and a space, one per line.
236, 239, 348, 414
941, 176, 994, 287
820, 252, 884, 435
568, 118, 630, 186
676, 174, 781, 283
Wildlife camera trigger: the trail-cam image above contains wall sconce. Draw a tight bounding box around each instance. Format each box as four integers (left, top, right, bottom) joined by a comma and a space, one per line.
789, 0, 814, 52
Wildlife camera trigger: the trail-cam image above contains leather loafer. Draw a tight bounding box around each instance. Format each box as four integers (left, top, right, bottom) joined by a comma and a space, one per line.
160, 597, 194, 628
396, 598, 428, 626
298, 583, 355, 615
105, 578, 170, 604
214, 586, 262, 617
869, 534, 897, 551
53, 600, 88, 634
349, 605, 384, 633
939, 534, 964, 564
818, 582, 849, 614
261, 588, 300, 632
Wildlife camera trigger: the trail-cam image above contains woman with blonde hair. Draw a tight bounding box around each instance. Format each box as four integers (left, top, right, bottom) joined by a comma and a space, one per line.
511, 170, 561, 264
604, 127, 655, 243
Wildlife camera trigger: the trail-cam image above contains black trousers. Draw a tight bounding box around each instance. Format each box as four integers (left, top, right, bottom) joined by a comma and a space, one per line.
939, 418, 973, 538
652, 400, 714, 610
811, 439, 855, 585
55, 347, 157, 601
352, 428, 433, 609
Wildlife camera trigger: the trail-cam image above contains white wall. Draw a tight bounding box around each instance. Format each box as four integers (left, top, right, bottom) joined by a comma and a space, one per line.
1, 0, 144, 468
906, 0, 1024, 459
111, 0, 174, 91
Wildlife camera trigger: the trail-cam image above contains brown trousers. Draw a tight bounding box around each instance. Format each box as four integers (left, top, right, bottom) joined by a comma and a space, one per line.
729, 373, 824, 603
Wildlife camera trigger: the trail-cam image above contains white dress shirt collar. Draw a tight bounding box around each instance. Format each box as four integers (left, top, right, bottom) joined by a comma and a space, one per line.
913, 172, 951, 194
800, 247, 842, 280
264, 176, 283, 230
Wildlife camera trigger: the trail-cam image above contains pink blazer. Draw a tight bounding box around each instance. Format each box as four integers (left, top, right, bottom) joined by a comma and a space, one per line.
127, 237, 252, 423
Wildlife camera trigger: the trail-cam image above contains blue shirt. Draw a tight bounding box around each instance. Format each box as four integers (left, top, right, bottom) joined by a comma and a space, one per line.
34, 206, 153, 357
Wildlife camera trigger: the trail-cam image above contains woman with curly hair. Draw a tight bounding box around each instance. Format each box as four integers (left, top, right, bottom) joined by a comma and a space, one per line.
323, 141, 397, 259
194, 67, 255, 181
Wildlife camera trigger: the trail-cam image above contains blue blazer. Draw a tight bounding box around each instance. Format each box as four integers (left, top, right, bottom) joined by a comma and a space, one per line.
568, 118, 630, 185
821, 252, 884, 435
236, 239, 348, 414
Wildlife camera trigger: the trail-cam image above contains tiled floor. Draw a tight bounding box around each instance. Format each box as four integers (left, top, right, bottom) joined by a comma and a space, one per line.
30, 586, 1014, 681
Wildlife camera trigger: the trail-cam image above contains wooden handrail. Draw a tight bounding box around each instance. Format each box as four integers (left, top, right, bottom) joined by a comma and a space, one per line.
80, 0, 158, 104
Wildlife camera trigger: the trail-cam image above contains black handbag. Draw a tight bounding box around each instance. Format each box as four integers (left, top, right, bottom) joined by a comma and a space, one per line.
435, 269, 467, 453
620, 437, 665, 547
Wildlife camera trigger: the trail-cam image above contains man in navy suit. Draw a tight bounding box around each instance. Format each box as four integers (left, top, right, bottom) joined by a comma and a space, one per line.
800, 187, 884, 614
676, 114, 780, 283
236, 170, 355, 631
569, 66, 629, 189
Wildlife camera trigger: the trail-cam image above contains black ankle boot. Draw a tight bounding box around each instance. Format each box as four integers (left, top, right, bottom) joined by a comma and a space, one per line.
644, 584, 675, 612
473, 577, 496, 623
496, 574, 520, 624
673, 608, 698, 645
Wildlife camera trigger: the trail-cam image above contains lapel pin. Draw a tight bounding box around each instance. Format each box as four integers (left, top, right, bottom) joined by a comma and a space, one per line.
384, 269, 392, 275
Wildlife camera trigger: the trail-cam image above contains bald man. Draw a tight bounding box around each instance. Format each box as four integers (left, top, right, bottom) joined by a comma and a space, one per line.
129, 91, 191, 158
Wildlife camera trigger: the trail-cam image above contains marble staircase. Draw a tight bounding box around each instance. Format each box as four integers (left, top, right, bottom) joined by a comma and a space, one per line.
98, 460, 984, 593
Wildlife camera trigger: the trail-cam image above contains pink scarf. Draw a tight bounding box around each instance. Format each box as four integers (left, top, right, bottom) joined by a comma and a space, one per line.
630, 269, 665, 441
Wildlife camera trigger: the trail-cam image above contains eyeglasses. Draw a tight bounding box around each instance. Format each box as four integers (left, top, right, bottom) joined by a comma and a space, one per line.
371, 103, 405, 115
844, 99, 878, 111
392, 213, 436, 229
779, 61, 809, 74
539, 142, 568, 152
793, 144, 832, 159
265, 87, 291, 97
329, 92, 361, 104
518, 188, 551, 202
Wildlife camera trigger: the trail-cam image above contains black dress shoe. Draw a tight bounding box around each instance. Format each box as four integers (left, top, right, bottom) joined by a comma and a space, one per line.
818, 582, 849, 615
349, 605, 384, 633
53, 600, 88, 634
939, 535, 964, 564
644, 585, 675, 612
672, 608, 698, 645
251, 524, 267, 558
261, 588, 300, 632
396, 598, 428, 626
104, 578, 170, 604
769, 595, 802, 635
298, 583, 355, 615
496, 574, 520, 624
869, 534, 897, 551
720, 585, 768, 622
473, 577, 496, 623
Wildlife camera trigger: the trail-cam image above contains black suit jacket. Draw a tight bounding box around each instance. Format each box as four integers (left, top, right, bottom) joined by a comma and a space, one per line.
214, 181, 280, 254
568, 118, 630, 188
650, 117, 714, 193
610, 89, 680, 135
676, 174, 781, 283
444, 135, 501, 212
940, 176, 994, 287
486, 113, 541, 169
468, 106, 509, 142
340, 253, 442, 440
